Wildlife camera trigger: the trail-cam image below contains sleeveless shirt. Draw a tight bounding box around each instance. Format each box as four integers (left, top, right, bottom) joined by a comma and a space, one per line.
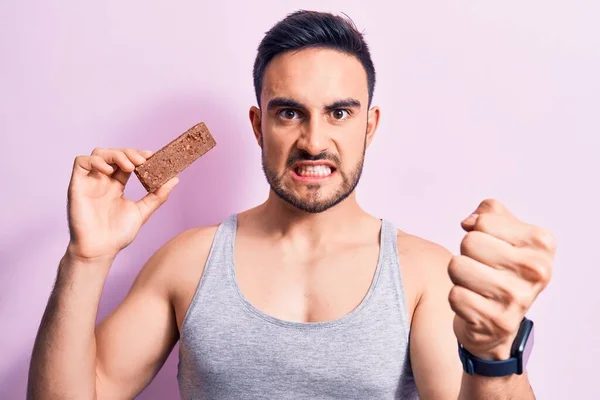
177, 214, 419, 399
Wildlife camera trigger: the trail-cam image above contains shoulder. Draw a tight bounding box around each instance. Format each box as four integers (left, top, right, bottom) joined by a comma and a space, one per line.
395, 229, 453, 269
395, 229, 454, 315
134, 223, 221, 297
156, 224, 221, 261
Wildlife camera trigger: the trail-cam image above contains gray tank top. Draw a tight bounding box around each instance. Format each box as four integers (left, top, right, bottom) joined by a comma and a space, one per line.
177, 214, 418, 399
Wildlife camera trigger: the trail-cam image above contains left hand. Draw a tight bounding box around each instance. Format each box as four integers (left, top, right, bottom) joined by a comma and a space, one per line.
448, 199, 556, 360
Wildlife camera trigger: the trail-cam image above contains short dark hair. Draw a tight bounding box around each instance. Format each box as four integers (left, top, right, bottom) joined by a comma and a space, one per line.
252, 10, 376, 108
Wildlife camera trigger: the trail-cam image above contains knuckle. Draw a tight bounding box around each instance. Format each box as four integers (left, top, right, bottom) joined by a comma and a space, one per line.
490, 314, 514, 336
532, 228, 557, 253
541, 268, 552, 287
460, 232, 479, 254
516, 293, 532, 312
536, 263, 553, 286
463, 328, 479, 343
480, 198, 502, 213
114, 151, 132, 166
464, 326, 490, 344
521, 256, 552, 285
73, 155, 86, 168
159, 192, 170, 203
91, 147, 102, 155
494, 282, 514, 307
448, 285, 463, 309
114, 149, 127, 159
122, 152, 135, 164
447, 256, 462, 280
509, 288, 530, 312
473, 213, 493, 232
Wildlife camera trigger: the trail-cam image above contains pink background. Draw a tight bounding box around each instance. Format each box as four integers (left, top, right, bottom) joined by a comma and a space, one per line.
1, 1, 598, 398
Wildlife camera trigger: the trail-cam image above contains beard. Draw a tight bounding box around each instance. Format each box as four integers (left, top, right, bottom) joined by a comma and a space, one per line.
261, 137, 366, 214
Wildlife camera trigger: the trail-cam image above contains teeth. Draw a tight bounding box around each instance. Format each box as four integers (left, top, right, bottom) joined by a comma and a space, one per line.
297, 165, 332, 177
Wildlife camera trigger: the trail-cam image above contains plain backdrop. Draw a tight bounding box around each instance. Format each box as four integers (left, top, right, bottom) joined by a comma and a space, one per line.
1, 1, 598, 398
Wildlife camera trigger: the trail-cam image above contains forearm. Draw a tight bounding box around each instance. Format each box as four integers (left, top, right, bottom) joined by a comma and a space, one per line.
458, 372, 535, 400
27, 250, 113, 400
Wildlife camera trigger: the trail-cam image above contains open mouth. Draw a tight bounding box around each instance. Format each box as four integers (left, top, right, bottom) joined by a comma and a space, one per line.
292, 164, 337, 180
295, 165, 335, 177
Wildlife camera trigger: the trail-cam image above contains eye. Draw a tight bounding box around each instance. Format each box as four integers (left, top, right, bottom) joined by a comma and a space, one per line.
278, 109, 300, 120
331, 109, 350, 120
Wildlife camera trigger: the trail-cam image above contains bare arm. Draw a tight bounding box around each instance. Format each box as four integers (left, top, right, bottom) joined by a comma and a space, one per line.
94, 227, 213, 399
93, 244, 179, 399
27, 148, 180, 399
28, 228, 209, 400
406, 239, 536, 400
27, 253, 113, 399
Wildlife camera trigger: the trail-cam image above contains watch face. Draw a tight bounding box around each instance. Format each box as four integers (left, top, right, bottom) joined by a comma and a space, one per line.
521, 322, 535, 370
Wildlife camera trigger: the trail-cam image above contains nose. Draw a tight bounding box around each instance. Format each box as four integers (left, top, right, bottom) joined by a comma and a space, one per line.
296, 118, 330, 156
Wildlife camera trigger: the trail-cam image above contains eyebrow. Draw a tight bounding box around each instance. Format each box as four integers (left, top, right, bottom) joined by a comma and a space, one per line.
325, 99, 361, 111
266, 97, 362, 112
266, 97, 305, 111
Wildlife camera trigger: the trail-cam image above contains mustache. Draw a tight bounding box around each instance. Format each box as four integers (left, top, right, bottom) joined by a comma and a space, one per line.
285, 150, 341, 168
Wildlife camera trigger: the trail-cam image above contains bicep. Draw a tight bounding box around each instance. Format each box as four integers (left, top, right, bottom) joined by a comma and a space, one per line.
94, 253, 179, 400
409, 247, 463, 400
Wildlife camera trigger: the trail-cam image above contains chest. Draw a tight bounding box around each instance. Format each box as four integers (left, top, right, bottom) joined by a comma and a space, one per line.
178, 295, 413, 400
172, 228, 420, 336
175, 223, 420, 398
232, 237, 381, 324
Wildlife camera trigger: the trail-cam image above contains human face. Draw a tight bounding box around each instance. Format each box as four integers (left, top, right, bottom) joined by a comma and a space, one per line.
250, 47, 380, 213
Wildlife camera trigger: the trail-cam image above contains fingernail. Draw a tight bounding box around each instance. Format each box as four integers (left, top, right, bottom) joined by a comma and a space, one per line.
462, 213, 479, 226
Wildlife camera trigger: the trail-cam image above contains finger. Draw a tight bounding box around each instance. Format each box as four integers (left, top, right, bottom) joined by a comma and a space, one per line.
461, 230, 553, 286
513, 248, 553, 288
91, 148, 136, 172
73, 155, 115, 176
472, 198, 511, 217
90, 149, 138, 186
113, 149, 150, 186
449, 255, 528, 305
461, 199, 513, 232
465, 212, 556, 255
460, 230, 518, 271
464, 212, 537, 248
450, 284, 525, 349
135, 177, 179, 224
139, 150, 154, 159
121, 148, 148, 167
448, 285, 496, 326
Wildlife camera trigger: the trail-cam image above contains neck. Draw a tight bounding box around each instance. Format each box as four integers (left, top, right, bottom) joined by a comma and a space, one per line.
250, 189, 371, 243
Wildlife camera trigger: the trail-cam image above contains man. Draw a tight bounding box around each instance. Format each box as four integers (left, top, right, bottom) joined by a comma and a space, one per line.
27, 10, 555, 400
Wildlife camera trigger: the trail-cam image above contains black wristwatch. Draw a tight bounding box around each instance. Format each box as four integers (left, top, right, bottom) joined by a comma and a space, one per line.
458, 317, 535, 377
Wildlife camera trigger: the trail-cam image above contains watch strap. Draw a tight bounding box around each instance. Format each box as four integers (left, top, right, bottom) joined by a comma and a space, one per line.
458, 345, 519, 377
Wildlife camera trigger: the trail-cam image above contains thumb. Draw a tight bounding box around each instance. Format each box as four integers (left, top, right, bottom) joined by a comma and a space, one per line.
136, 177, 179, 224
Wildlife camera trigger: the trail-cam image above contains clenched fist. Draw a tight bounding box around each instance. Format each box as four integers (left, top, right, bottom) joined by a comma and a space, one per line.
448, 199, 556, 360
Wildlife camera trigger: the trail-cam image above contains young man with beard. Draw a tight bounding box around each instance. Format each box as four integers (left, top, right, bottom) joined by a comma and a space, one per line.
28, 10, 555, 400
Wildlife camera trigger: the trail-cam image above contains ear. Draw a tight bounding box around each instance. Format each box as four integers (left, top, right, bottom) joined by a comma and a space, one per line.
249, 106, 262, 147
365, 105, 381, 148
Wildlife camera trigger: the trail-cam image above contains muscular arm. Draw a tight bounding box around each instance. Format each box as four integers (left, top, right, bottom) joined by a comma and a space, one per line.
27, 253, 113, 400
404, 238, 535, 399
27, 227, 214, 400
93, 238, 180, 400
